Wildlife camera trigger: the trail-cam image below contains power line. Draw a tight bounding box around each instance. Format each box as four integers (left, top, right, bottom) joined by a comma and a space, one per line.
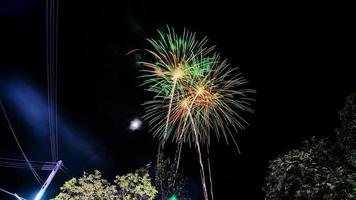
60, 164, 72, 177
46, 0, 59, 162
0, 163, 55, 171
0, 157, 56, 171
0, 100, 43, 185
0, 157, 56, 164
0, 1, 67, 198
0, 187, 26, 200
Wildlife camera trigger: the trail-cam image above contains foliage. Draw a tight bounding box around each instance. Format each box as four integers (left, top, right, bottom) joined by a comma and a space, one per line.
336, 93, 356, 168
52, 170, 118, 200
264, 138, 356, 199
115, 164, 158, 200
264, 93, 356, 200
155, 152, 191, 200
52, 166, 157, 200
347, 150, 356, 169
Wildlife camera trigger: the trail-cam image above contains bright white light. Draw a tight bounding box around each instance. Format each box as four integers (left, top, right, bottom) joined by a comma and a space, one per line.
129, 118, 142, 131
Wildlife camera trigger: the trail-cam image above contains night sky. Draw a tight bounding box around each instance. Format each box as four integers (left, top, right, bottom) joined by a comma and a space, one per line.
0, 1, 355, 199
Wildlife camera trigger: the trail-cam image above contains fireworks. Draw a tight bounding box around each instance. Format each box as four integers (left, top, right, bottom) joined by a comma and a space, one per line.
141, 26, 254, 148
138, 26, 255, 200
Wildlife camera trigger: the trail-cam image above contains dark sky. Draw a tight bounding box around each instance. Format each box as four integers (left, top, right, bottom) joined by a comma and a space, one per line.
0, 0, 355, 199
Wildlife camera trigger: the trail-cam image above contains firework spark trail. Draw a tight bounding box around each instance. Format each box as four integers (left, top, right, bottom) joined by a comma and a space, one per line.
188, 110, 208, 200
189, 88, 219, 200
207, 145, 214, 200
175, 87, 201, 172
175, 141, 183, 173
163, 77, 178, 144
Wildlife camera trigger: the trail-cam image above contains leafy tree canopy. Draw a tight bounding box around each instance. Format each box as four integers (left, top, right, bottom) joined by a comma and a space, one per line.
53, 165, 157, 200
264, 93, 356, 200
